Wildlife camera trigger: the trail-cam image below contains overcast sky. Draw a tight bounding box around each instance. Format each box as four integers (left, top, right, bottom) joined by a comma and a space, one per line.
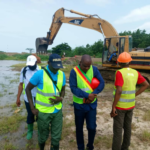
0, 0, 150, 53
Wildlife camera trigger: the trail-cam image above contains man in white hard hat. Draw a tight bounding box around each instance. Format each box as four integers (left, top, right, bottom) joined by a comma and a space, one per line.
16, 55, 41, 140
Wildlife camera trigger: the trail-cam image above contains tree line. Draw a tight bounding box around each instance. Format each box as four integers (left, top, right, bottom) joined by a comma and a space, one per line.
48, 29, 150, 57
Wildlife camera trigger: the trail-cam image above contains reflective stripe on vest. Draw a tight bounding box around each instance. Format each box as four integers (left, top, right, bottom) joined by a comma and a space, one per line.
73, 65, 96, 104
113, 68, 138, 110
36, 69, 63, 113
37, 89, 60, 97
35, 99, 61, 107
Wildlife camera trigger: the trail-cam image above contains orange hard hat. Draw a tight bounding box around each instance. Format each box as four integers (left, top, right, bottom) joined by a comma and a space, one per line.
117, 52, 132, 63
91, 78, 100, 90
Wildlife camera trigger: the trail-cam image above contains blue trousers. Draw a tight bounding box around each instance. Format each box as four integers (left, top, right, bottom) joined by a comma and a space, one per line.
24, 100, 35, 124
74, 108, 97, 150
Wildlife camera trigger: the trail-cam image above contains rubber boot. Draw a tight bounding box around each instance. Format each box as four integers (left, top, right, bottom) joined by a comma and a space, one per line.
50, 144, 59, 150
26, 123, 33, 140
39, 142, 45, 150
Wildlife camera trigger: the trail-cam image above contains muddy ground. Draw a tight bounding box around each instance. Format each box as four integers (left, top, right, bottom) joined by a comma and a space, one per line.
0, 60, 150, 150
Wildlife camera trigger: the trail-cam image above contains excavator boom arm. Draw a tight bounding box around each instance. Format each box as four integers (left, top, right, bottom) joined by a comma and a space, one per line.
36, 8, 118, 52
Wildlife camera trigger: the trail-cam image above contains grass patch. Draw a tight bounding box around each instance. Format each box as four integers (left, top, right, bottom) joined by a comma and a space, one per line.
60, 65, 75, 79
0, 83, 5, 88
10, 79, 18, 84
131, 122, 138, 131
2, 143, 17, 150
0, 114, 26, 134
0, 53, 8, 60
94, 135, 112, 149
61, 120, 75, 140
143, 110, 150, 121
138, 130, 150, 142
0, 93, 3, 97
93, 61, 102, 65
11, 62, 47, 71
104, 83, 114, 91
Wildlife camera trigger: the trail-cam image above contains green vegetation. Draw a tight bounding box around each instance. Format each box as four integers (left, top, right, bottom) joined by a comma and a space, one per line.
0, 114, 26, 134
0, 53, 49, 61
3, 143, 17, 150
51, 40, 103, 57
0, 52, 8, 60
11, 62, 47, 72
143, 110, 150, 121
93, 61, 102, 65
60, 65, 75, 79
120, 29, 150, 48
139, 130, 150, 142
94, 135, 112, 149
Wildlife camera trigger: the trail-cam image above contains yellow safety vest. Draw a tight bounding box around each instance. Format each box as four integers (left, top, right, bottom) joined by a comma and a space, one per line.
35, 68, 63, 113
73, 65, 96, 104
113, 68, 138, 110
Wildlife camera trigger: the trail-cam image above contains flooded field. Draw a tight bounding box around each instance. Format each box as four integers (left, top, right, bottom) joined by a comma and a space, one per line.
0, 60, 150, 150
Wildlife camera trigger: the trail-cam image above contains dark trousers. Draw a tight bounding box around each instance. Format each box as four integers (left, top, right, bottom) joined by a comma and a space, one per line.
24, 100, 35, 124
112, 109, 133, 150
74, 108, 97, 150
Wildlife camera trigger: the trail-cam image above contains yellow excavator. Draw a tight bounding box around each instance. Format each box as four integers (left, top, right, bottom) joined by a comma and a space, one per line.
36, 8, 150, 82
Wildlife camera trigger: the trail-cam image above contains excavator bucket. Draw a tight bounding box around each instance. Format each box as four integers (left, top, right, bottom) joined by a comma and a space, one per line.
36, 37, 49, 53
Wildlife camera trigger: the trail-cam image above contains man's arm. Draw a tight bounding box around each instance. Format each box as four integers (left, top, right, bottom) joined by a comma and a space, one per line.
16, 82, 23, 106
16, 68, 24, 107
136, 80, 149, 96
111, 86, 122, 117
60, 85, 65, 99
26, 82, 39, 115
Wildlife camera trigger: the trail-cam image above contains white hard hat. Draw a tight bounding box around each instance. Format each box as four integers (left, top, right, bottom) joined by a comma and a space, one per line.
26, 55, 37, 66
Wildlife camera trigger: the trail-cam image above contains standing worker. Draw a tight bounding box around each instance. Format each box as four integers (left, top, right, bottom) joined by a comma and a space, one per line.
69, 55, 105, 150
111, 52, 149, 150
26, 54, 66, 150
16, 55, 40, 140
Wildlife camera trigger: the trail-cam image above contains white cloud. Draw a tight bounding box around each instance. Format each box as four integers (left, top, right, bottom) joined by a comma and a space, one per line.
84, 0, 111, 6
114, 5, 150, 24
134, 22, 150, 32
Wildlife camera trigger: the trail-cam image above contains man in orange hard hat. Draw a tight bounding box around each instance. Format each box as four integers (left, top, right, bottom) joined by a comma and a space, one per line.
111, 52, 149, 150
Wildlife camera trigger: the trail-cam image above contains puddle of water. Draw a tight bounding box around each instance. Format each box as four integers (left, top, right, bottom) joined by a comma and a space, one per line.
0, 60, 25, 106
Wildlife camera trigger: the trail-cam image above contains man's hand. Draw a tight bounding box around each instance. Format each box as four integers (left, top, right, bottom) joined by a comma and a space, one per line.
31, 108, 39, 116
110, 107, 118, 118
16, 99, 21, 107
49, 96, 63, 104
83, 98, 93, 104
88, 94, 97, 101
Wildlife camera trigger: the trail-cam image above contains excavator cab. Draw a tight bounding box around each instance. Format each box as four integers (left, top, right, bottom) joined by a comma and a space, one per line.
102, 36, 126, 66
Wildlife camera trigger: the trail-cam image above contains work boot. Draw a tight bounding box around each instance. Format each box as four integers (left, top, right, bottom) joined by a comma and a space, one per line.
50, 144, 59, 150
39, 142, 45, 150
26, 123, 33, 140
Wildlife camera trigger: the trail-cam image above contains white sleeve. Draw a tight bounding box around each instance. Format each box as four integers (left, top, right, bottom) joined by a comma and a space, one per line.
20, 68, 24, 83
